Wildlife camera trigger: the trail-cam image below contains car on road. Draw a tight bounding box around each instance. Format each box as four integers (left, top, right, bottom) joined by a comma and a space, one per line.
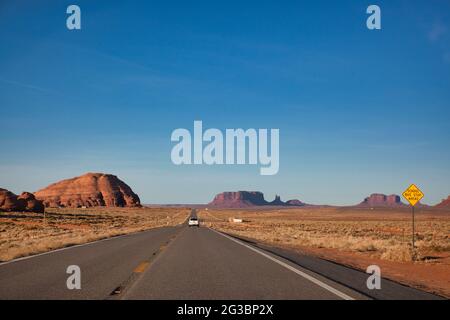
188, 217, 200, 227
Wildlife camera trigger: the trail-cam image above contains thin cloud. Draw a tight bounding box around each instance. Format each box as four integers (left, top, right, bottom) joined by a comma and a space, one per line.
0, 77, 56, 95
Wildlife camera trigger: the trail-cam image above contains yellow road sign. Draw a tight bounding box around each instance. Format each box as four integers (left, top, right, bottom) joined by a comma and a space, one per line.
402, 184, 424, 206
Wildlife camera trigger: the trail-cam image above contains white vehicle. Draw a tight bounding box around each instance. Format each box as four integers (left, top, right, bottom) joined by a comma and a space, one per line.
188, 217, 200, 227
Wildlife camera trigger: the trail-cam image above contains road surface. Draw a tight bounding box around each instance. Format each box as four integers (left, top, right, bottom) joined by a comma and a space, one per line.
0, 211, 443, 300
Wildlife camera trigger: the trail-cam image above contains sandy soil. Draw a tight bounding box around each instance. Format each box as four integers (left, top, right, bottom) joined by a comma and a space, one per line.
0, 207, 190, 262
198, 207, 450, 298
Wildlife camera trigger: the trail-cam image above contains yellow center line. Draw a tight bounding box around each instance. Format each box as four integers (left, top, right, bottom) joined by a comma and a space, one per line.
133, 262, 150, 273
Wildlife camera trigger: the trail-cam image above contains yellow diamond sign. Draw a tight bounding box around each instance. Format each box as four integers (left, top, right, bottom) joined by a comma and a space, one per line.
402, 184, 424, 207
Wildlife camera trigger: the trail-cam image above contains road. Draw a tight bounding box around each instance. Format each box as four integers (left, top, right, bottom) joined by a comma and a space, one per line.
0, 211, 443, 300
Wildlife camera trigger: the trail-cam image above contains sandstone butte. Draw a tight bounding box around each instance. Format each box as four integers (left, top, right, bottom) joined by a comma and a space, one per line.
34, 173, 141, 208
0, 188, 45, 213
435, 195, 450, 208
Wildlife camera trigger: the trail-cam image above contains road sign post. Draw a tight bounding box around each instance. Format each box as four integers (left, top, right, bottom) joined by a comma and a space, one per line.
402, 184, 424, 261
412, 205, 415, 250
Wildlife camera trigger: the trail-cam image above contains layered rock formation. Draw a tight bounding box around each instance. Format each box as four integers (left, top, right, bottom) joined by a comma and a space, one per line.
209, 191, 305, 208
34, 173, 141, 208
436, 196, 450, 208
209, 191, 267, 208
359, 194, 405, 207
0, 188, 45, 213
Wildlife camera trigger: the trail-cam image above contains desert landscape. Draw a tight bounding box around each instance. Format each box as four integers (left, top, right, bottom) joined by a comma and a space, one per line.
199, 206, 450, 298
1, 173, 449, 299
0, 207, 190, 262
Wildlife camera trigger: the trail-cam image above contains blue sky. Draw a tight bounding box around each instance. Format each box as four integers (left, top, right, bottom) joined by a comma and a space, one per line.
1, 0, 449, 205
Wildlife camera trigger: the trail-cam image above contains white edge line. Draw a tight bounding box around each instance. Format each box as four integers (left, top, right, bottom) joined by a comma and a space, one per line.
0, 234, 134, 267
210, 228, 355, 300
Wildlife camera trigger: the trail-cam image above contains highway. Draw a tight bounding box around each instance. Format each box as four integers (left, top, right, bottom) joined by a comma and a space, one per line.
0, 211, 443, 300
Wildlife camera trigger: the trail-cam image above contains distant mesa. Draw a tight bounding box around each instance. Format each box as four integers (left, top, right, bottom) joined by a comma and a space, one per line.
209, 191, 266, 208
34, 173, 141, 208
436, 196, 450, 208
0, 188, 45, 213
285, 199, 305, 206
358, 193, 405, 207
208, 191, 305, 208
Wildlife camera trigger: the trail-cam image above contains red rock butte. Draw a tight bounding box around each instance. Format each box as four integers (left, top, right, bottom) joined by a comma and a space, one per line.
0, 188, 45, 213
358, 193, 405, 207
436, 196, 450, 208
34, 173, 141, 208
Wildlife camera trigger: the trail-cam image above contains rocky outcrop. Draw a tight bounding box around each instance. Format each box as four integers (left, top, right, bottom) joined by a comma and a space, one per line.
209, 192, 305, 208
269, 195, 285, 206
285, 199, 305, 206
0, 188, 45, 213
436, 196, 450, 208
359, 194, 405, 207
0, 189, 17, 212
34, 173, 141, 208
18, 192, 45, 213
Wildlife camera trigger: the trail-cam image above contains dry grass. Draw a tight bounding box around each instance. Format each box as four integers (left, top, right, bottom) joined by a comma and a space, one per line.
0, 207, 190, 262
199, 207, 450, 297
200, 207, 450, 262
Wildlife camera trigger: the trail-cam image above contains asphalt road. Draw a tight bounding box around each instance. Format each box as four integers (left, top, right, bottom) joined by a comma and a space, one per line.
0, 212, 443, 300
0, 226, 181, 299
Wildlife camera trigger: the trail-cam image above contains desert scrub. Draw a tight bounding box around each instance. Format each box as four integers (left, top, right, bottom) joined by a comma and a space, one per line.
200, 208, 450, 263
0, 207, 190, 262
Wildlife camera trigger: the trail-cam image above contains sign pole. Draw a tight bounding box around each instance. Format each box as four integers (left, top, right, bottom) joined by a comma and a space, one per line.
412, 205, 415, 260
